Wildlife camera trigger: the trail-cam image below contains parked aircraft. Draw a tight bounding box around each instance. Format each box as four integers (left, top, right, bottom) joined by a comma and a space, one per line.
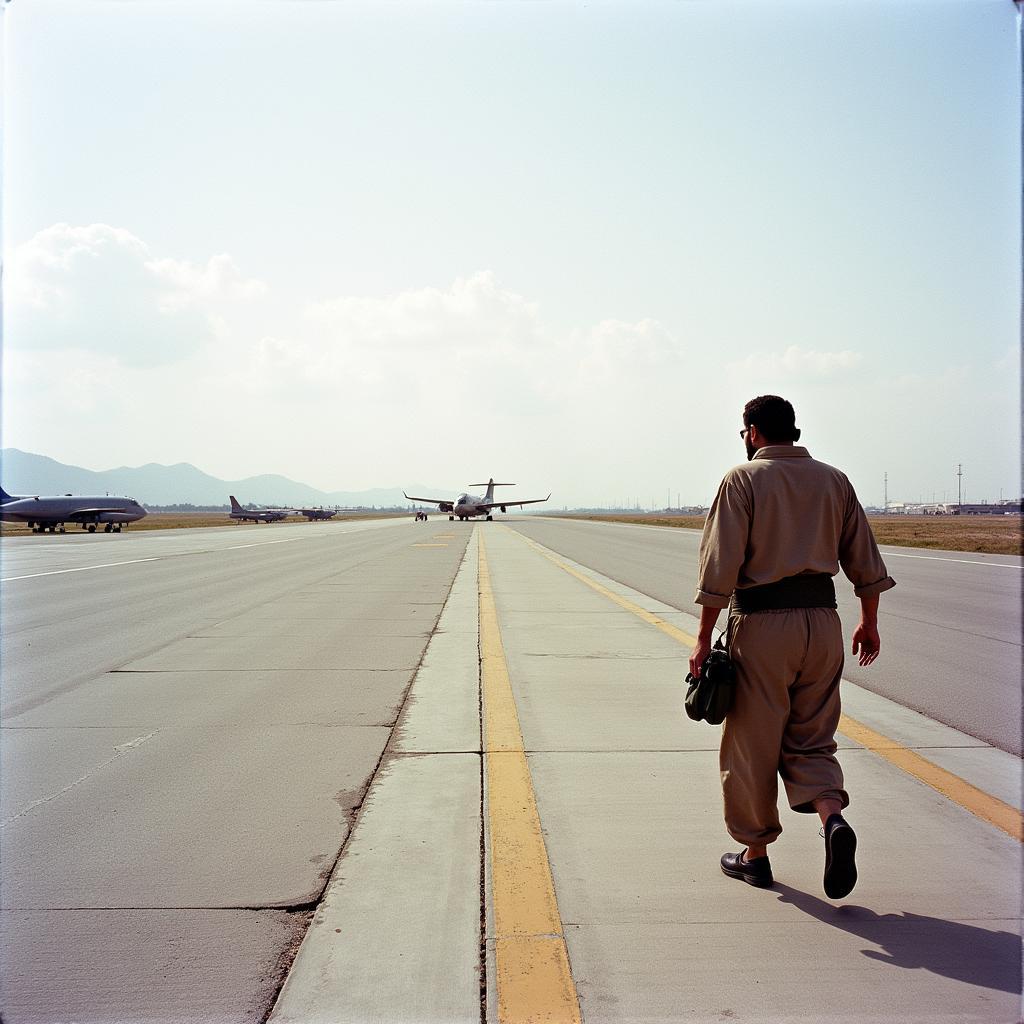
228, 496, 289, 523
403, 479, 550, 521
0, 486, 147, 533
298, 507, 340, 521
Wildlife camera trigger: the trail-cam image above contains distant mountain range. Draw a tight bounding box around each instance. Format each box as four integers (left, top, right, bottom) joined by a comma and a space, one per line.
0, 449, 456, 508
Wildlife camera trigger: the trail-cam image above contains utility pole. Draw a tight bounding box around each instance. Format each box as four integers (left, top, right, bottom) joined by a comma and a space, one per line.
957, 463, 963, 513
883, 472, 888, 513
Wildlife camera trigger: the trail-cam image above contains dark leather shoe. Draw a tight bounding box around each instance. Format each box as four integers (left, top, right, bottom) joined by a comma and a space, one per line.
720, 850, 773, 888
823, 813, 857, 899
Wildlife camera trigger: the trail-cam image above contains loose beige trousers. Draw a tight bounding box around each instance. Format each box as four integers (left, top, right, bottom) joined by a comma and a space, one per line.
720, 607, 849, 846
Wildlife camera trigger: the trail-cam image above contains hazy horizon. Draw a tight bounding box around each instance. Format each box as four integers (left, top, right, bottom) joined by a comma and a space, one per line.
3, 0, 1020, 510
2, 444, 1015, 511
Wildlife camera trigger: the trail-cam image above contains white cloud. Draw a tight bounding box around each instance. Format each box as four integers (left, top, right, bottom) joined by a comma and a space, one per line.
726, 344, 864, 377
9, 228, 1012, 505
230, 272, 555, 412
5, 223, 265, 367
570, 318, 682, 385
3, 234, 696, 493
305, 271, 541, 351
146, 252, 267, 314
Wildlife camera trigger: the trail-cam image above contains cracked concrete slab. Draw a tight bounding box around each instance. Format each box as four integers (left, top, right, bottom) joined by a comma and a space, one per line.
269, 754, 481, 1024
2, 724, 390, 909
0, 908, 308, 1024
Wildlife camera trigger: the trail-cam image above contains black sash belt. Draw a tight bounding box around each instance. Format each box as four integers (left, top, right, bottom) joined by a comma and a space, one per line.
731, 573, 837, 613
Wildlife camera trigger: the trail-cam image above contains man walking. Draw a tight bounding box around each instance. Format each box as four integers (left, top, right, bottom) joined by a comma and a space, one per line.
690, 395, 894, 898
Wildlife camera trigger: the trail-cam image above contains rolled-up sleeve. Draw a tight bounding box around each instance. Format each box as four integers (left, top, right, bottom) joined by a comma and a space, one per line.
695, 471, 751, 607
839, 481, 896, 598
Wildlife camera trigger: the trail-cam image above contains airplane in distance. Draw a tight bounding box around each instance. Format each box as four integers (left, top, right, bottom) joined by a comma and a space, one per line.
228, 496, 289, 523
0, 486, 147, 534
404, 479, 550, 521
296, 506, 358, 521
299, 507, 338, 521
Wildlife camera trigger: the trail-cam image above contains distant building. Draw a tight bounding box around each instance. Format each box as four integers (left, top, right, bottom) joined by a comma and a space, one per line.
908, 501, 1022, 516
874, 500, 1022, 516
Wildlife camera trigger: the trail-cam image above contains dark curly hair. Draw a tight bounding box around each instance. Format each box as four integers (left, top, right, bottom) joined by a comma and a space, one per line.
743, 395, 801, 443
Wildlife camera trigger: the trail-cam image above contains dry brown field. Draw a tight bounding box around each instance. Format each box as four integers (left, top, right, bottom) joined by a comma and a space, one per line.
0, 511, 402, 536
555, 513, 1022, 556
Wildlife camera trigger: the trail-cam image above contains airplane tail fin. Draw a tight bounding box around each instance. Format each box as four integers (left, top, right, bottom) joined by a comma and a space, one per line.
0, 485, 14, 504
229, 495, 243, 512
470, 478, 515, 504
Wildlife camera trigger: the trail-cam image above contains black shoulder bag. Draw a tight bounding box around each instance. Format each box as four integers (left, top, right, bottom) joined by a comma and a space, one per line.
684, 636, 735, 725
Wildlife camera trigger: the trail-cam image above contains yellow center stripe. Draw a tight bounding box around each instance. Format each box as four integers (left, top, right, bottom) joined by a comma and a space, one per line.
837, 715, 1023, 841
514, 532, 698, 647
479, 532, 582, 1024
507, 527, 1023, 843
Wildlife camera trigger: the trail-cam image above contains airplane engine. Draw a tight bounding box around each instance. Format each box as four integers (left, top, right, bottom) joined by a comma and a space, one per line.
438, 502, 454, 513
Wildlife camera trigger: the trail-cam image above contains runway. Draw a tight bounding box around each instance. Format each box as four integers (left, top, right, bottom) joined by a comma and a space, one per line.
1, 518, 431, 720
1, 518, 472, 1021
0, 516, 1019, 1023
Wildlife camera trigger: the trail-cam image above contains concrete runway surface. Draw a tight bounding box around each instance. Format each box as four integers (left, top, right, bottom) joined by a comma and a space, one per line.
1, 517, 1020, 1023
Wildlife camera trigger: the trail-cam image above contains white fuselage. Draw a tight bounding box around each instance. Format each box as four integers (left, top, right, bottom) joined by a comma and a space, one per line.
0, 495, 147, 526
453, 493, 489, 519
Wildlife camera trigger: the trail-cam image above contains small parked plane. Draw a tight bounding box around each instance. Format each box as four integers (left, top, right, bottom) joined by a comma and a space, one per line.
403, 478, 550, 521
0, 486, 148, 534
228, 496, 289, 523
296, 506, 356, 521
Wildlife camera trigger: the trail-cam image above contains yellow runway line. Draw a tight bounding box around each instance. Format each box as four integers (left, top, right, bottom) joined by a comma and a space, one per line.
479, 532, 582, 1024
513, 531, 698, 648
838, 714, 1023, 841
505, 526, 1023, 843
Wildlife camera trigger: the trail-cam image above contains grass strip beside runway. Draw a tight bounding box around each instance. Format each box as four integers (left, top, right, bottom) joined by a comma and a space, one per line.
553, 513, 1023, 556
479, 532, 582, 1024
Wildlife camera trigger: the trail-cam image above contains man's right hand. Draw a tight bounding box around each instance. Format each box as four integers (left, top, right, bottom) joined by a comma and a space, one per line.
690, 606, 724, 680
851, 622, 880, 666
689, 636, 713, 679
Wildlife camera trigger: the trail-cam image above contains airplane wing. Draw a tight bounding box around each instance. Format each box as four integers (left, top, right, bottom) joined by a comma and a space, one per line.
403, 492, 453, 505
478, 494, 551, 511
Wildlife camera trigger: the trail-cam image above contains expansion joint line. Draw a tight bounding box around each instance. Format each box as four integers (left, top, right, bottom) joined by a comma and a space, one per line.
504, 526, 1023, 844
478, 531, 582, 1024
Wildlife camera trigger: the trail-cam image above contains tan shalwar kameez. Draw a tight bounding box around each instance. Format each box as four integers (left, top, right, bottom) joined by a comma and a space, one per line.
695, 446, 895, 846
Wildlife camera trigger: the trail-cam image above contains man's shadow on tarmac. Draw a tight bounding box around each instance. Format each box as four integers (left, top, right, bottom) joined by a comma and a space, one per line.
773, 883, 1021, 995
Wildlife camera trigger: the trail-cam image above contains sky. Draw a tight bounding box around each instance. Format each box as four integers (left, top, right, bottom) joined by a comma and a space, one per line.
2, 0, 1020, 509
